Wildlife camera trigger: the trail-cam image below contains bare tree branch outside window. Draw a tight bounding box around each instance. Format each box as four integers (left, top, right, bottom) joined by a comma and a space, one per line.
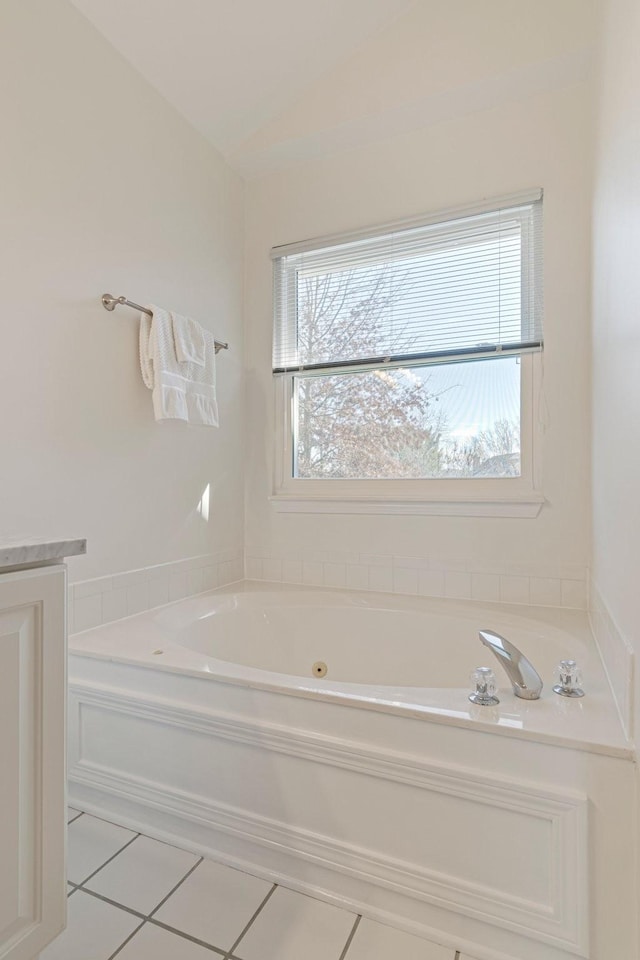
294, 269, 520, 480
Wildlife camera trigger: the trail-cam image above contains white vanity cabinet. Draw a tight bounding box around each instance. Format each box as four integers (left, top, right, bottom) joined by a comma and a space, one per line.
0, 556, 76, 960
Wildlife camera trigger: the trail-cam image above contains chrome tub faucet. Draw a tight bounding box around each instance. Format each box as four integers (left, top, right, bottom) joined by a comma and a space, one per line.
478, 630, 543, 700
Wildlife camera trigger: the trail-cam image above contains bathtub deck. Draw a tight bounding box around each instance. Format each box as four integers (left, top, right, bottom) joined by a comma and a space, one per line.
44, 809, 462, 960
68, 581, 631, 758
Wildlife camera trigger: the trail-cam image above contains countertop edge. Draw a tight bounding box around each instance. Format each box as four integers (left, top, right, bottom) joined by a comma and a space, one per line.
0, 538, 87, 569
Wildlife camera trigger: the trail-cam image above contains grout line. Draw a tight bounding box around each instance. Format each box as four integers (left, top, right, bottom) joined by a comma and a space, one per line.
67, 811, 84, 825
78, 883, 226, 955
147, 917, 227, 955
224, 883, 278, 959
77, 887, 147, 921
75, 833, 140, 889
69, 820, 457, 960
80, 855, 203, 919
105, 919, 147, 960
148, 856, 204, 918
338, 914, 361, 960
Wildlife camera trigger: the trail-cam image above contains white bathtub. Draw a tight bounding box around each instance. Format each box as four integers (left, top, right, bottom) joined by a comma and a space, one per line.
68, 581, 627, 754
67, 581, 636, 960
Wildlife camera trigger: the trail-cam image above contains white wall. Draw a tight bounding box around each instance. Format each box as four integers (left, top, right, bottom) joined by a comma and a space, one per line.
244, 71, 595, 598
0, 0, 244, 582
0, 0, 598, 607
591, 0, 640, 742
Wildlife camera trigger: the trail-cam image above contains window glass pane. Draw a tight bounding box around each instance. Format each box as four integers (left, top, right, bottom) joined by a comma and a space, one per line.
293, 356, 520, 480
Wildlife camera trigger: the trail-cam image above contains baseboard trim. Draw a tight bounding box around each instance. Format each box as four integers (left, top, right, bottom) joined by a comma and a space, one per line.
70, 786, 532, 960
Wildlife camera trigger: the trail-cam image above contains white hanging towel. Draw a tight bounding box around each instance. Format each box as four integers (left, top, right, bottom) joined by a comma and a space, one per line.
139, 306, 219, 426
172, 312, 206, 366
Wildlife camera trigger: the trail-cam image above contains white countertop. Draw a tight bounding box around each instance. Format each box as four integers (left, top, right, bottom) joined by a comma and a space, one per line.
0, 538, 87, 570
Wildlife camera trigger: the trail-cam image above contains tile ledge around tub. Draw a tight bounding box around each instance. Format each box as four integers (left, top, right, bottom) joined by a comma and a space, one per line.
69, 577, 247, 636
244, 574, 586, 611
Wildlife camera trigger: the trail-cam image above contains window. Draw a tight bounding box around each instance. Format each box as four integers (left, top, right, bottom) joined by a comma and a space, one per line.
271, 191, 544, 516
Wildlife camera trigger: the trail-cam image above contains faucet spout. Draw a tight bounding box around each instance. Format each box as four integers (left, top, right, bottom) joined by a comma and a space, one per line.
478, 630, 543, 700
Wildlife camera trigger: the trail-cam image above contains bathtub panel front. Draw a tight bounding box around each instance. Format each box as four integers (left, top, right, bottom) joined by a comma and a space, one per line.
74, 695, 559, 905
69, 677, 589, 957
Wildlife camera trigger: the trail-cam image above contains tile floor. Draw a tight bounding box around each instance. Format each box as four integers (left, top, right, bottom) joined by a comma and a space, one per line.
46, 808, 473, 960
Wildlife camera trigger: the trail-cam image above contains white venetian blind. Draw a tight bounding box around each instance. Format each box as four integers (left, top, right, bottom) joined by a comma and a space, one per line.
272, 191, 543, 375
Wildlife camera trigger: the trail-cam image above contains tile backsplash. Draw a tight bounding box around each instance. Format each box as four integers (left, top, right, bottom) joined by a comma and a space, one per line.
69, 549, 243, 634
589, 576, 634, 738
69, 547, 588, 636
245, 550, 588, 610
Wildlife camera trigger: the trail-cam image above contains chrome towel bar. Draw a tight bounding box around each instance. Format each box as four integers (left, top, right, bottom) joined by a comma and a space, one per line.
101, 294, 229, 354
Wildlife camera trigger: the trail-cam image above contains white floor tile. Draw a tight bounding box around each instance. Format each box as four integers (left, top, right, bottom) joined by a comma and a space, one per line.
116, 922, 218, 959
235, 887, 356, 960
85, 835, 199, 914
153, 857, 272, 951
67, 807, 81, 822
39, 890, 141, 960
68, 814, 136, 884
61, 816, 463, 960
345, 918, 454, 960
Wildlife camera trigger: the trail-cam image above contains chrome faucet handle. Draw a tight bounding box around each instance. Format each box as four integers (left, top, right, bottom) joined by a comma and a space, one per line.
553, 659, 584, 698
469, 666, 500, 706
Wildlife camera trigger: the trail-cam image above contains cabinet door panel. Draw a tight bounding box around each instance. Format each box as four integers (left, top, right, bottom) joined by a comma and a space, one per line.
0, 567, 66, 960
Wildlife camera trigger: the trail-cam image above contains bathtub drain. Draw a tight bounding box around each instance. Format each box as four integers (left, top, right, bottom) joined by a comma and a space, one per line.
312, 661, 328, 678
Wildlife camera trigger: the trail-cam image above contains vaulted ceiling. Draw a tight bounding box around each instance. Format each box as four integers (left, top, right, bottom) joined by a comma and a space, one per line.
70, 0, 414, 158
70, 0, 597, 178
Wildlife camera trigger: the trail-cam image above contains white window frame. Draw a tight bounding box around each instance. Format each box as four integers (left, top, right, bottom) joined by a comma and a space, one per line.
270, 193, 545, 518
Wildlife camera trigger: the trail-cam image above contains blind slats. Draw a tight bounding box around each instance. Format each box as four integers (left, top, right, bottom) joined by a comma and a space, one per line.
273, 195, 543, 375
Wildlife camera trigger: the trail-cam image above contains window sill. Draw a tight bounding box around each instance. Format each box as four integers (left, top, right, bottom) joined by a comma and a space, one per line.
269, 493, 545, 518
